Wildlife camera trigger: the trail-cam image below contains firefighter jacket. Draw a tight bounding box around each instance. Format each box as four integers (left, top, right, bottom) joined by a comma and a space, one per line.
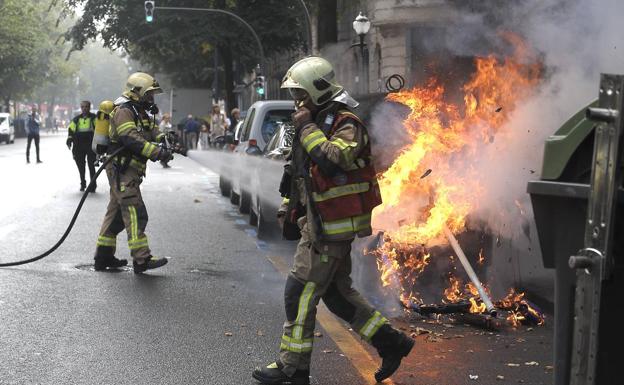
68, 113, 96, 151
284, 102, 382, 243
109, 104, 163, 176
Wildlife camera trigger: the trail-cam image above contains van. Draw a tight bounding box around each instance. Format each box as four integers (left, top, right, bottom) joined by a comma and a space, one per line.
0, 113, 15, 144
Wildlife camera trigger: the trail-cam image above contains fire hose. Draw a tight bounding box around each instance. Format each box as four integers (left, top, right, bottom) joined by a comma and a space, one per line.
0, 140, 186, 268
443, 226, 497, 316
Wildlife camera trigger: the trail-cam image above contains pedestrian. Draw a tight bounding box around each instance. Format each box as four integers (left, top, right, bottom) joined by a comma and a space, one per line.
93, 72, 172, 273
209, 104, 228, 145
66, 101, 97, 192
159, 113, 173, 168
199, 121, 210, 150
184, 114, 199, 150
228, 108, 240, 134
253, 57, 414, 385
26, 105, 42, 164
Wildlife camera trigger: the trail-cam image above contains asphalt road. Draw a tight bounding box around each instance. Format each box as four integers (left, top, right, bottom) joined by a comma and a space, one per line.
0, 134, 555, 385
0, 134, 361, 385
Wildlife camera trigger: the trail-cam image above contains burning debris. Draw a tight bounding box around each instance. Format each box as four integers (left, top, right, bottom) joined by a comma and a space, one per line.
369, 33, 546, 331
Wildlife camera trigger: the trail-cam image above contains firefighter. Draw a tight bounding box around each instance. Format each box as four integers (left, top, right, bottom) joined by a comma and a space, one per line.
93, 72, 171, 273
67, 101, 97, 192
252, 57, 414, 385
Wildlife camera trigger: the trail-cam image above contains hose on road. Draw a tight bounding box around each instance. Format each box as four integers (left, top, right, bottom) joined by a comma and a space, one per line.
0, 146, 127, 267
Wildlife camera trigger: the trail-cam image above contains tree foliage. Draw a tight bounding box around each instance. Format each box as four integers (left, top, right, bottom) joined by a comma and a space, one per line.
62, 0, 308, 108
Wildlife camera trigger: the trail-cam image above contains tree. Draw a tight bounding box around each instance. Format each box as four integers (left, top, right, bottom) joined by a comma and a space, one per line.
61, 0, 308, 111
0, 0, 49, 111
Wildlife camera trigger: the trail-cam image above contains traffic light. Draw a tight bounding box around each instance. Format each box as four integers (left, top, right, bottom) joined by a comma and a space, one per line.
255, 76, 266, 97
144, 1, 155, 23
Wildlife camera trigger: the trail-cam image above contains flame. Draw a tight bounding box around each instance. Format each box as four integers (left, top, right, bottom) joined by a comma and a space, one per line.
469, 297, 487, 314
497, 289, 545, 327
373, 33, 542, 306
478, 248, 485, 265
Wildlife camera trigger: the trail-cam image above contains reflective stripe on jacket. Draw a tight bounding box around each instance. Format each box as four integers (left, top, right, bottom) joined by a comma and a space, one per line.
109, 105, 160, 175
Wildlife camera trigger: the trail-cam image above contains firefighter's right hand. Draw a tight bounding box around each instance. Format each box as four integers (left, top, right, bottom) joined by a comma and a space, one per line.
66, 138, 72, 150
156, 148, 173, 162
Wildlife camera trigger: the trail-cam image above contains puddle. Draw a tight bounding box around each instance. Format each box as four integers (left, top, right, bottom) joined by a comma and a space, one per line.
75, 264, 131, 272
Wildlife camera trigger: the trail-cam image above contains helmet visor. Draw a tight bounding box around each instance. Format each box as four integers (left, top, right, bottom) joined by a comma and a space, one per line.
288, 88, 310, 108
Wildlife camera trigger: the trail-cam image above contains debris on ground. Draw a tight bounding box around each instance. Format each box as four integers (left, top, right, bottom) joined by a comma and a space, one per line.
469, 374, 479, 380
194, 198, 201, 203
420, 169, 433, 179
257, 330, 264, 336
314, 332, 323, 337
224, 332, 233, 337
497, 375, 505, 380
322, 349, 334, 354
524, 361, 539, 366
506, 363, 521, 367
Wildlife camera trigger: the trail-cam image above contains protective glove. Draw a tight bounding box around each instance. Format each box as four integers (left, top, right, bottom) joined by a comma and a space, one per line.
292, 107, 313, 130
156, 148, 173, 162
66, 138, 73, 150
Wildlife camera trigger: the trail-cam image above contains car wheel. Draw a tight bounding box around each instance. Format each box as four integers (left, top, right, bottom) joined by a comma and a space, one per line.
257, 200, 274, 240
239, 189, 251, 214
219, 175, 231, 196
249, 199, 258, 226
230, 188, 240, 205
10, 139, 14, 144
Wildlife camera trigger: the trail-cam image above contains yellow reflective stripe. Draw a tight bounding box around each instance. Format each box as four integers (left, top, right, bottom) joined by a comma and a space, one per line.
96, 235, 116, 247
330, 137, 356, 151
312, 182, 369, 202
293, 282, 316, 340
359, 311, 387, 340
128, 236, 148, 250
130, 159, 146, 171
68, 121, 76, 133
128, 205, 138, 241
282, 198, 290, 205
280, 335, 313, 353
321, 213, 372, 235
117, 121, 136, 135
141, 142, 157, 157
301, 130, 327, 153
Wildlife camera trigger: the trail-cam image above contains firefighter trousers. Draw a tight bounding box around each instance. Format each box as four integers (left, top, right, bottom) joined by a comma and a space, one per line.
279, 223, 388, 373
94, 164, 151, 261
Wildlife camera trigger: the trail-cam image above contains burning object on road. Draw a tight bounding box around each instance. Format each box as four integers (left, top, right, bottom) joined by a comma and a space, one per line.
367, 33, 546, 331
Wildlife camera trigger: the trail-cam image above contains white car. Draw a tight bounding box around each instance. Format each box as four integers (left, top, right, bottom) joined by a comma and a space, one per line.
0, 113, 15, 144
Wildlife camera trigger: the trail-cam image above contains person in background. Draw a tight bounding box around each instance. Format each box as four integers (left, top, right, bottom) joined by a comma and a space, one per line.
184, 114, 200, 150
228, 108, 240, 134
67, 101, 97, 192
209, 104, 228, 145
26, 105, 42, 164
159, 113, 174, 168
199, 120, 210, 150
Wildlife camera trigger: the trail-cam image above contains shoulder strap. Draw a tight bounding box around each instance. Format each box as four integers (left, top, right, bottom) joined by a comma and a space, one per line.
329, 110, 363, 136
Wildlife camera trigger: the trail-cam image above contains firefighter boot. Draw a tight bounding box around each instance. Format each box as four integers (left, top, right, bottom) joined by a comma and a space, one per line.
94, 256, 128, 271
371, 324, 415, 382
252, 361, 310, 385
133, 255, 168, 274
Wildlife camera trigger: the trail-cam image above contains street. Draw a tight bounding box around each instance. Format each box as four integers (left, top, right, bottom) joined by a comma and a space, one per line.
0, 135, 554, 385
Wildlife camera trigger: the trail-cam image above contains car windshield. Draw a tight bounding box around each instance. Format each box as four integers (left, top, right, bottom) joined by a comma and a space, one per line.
0, 117, 6, 125
261, 110, 293, 143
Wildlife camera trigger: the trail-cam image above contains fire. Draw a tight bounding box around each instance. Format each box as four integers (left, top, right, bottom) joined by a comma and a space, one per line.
373, 33, 542, 306
497, 288, 545, 327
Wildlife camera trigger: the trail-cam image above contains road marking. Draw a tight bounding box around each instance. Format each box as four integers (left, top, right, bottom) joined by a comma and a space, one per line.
267, 255, 393, 385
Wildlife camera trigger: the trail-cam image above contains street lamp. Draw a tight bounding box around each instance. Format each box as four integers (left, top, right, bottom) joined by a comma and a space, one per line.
352, 12, 371, 95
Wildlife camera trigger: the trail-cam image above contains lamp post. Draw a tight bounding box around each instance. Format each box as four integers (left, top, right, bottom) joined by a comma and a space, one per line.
352, 12, 371, 95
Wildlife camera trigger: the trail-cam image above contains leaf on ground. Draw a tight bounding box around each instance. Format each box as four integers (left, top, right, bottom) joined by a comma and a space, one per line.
224, 332, 233, 337
506, 363, 520, 367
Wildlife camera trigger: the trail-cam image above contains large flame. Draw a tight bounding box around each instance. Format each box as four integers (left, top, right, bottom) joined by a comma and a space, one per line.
374, 33, 542, 306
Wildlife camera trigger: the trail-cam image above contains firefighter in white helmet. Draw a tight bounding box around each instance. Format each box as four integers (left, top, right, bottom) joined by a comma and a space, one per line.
93, 72, 172, 273
252, 57, 414, 385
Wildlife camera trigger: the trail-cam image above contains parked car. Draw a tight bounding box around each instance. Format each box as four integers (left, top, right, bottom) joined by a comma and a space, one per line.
219, 120, 245, 197
249, 122, 295, 238
0, 113, 15, 144
222, 100, 295, 213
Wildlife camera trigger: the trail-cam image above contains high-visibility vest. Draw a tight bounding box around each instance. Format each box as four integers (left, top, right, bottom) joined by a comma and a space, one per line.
310, 111, 382, 240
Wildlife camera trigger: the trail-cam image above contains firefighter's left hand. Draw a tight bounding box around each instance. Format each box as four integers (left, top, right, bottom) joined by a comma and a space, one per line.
292, 107, 313, 129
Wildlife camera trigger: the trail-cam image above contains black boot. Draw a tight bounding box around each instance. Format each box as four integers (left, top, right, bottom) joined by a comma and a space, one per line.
252, 361, 309, 385
371, 324, 414, 382
133, 255, 168, 274
94, 256, 128, 271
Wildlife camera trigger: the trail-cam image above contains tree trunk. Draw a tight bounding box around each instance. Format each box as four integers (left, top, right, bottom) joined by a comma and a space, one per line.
219, 43, 236, 113
317, 0, 337, 50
